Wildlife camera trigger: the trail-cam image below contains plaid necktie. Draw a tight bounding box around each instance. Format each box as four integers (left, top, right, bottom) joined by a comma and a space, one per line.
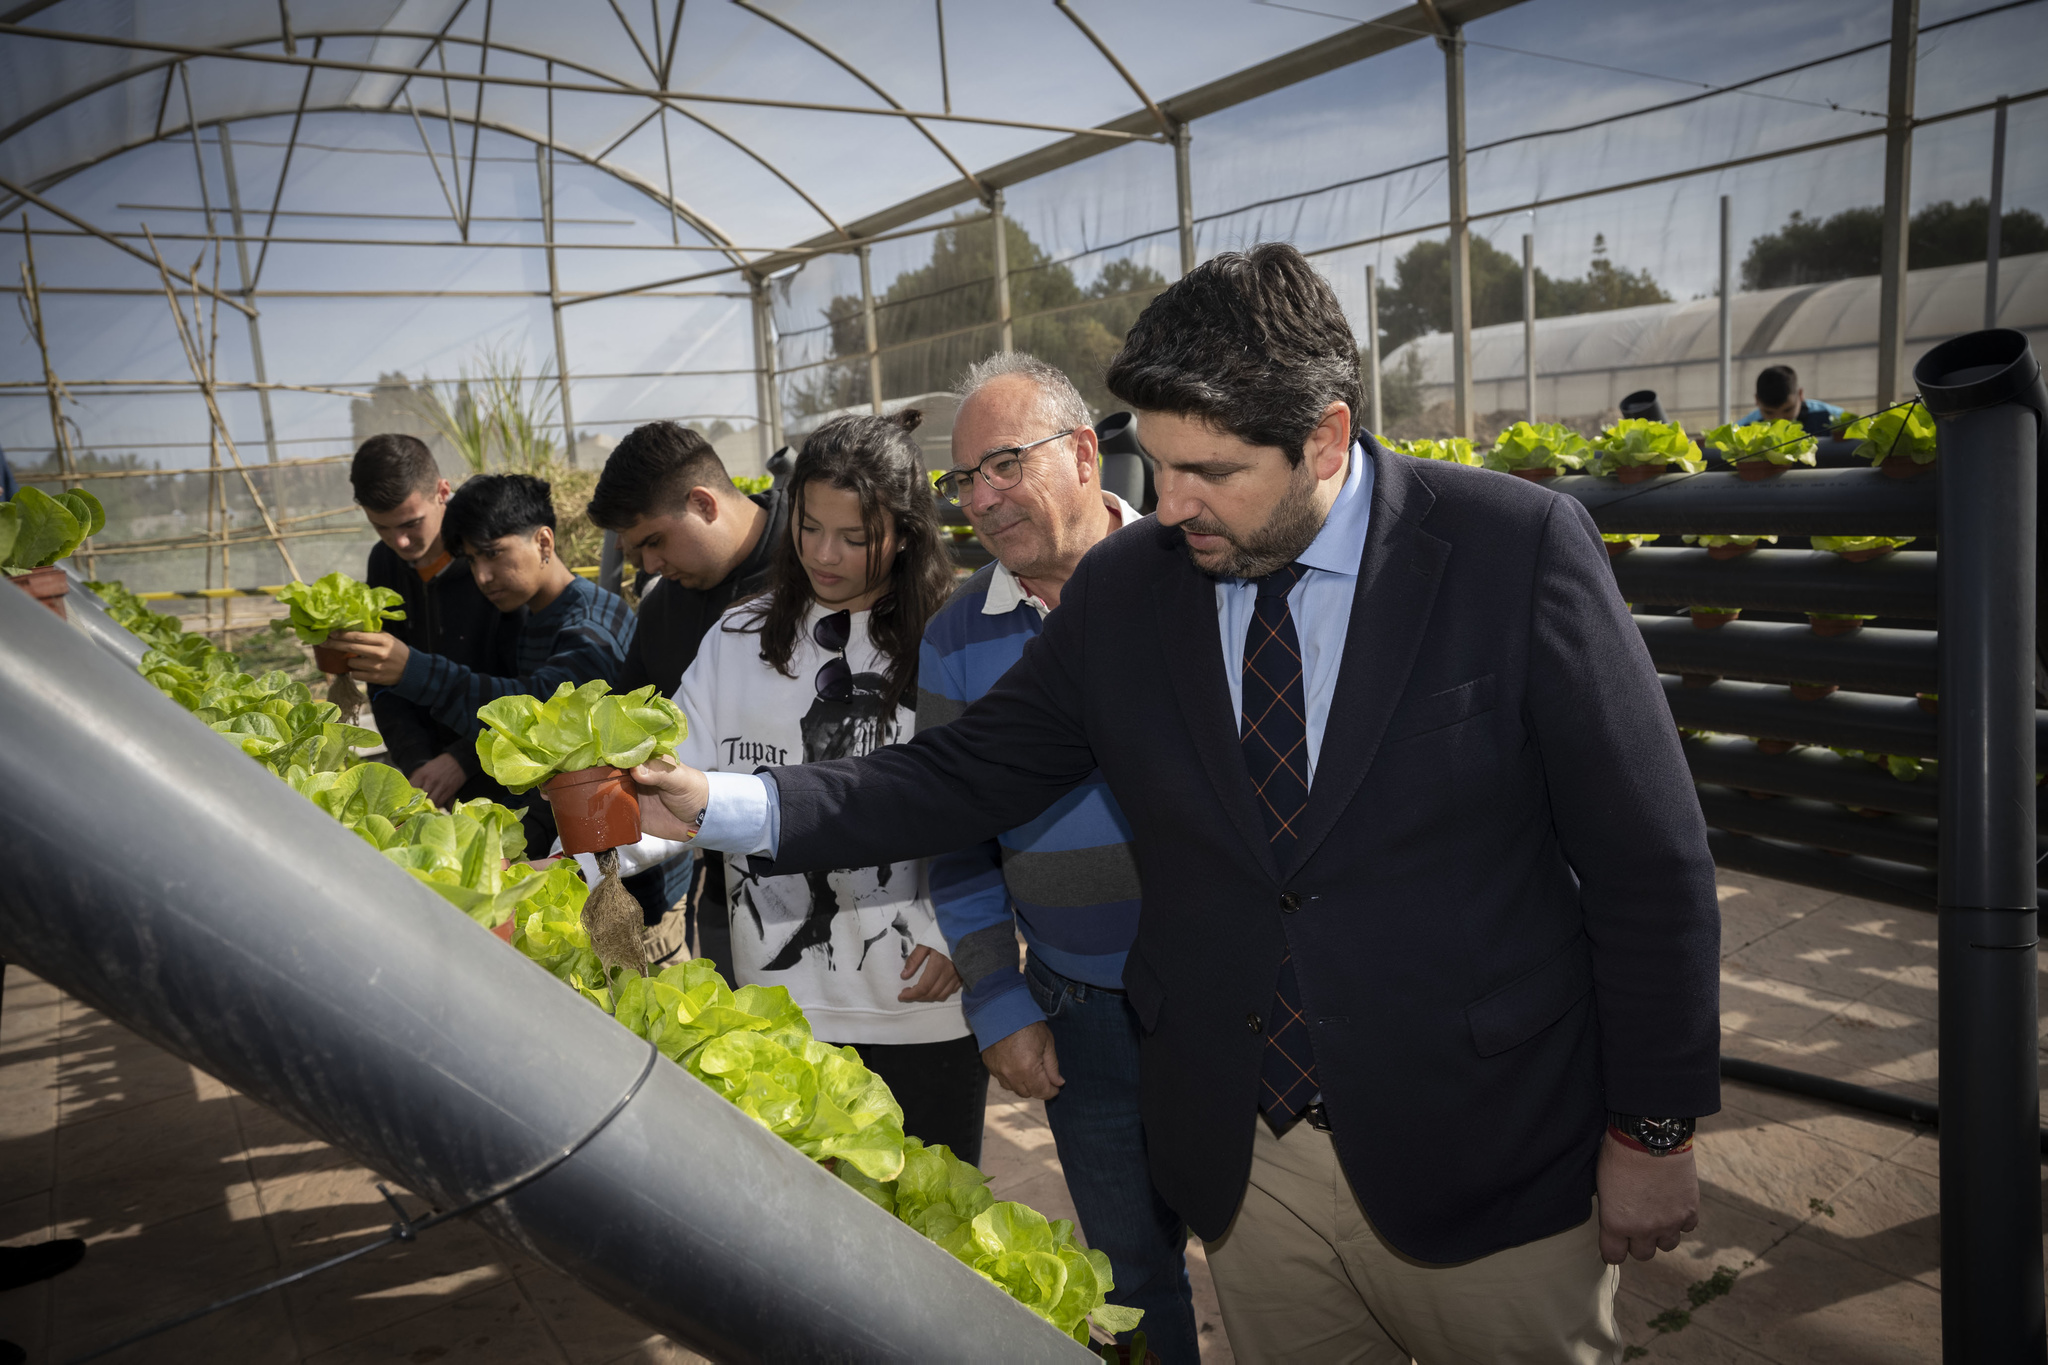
1240, 564, 1318, 1123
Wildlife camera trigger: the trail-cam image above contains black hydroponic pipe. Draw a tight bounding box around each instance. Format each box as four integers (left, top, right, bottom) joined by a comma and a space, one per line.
1696, 785, 1943, 869
1661, 676, 1974, 761
1920, 328, 2048, 1363
0, 587, 1091, 1365
1706, 829, 1944, 912
1612, 547, 1937, 619
1638, 616, 1938, 695
1551, 467, 1937, 537
1682, 736, 1946, 821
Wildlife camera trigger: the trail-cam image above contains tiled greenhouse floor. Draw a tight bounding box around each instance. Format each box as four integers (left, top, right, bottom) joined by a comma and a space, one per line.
2, 869, 2039, 1363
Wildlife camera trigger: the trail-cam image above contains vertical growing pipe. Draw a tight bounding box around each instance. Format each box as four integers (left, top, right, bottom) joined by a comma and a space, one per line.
1365, 263, 1383, 437
1442, 23, 1474, 440
1916, 327, 2048, 1363
1522, 232, 1536, 423
859, 243, 883, 416
750, 275, 773, 467
1174, 122, 1196, 278
1719, 194, 1734, 427
1876, 0, 1919, 407
1986, 97, 2008, 331
991, 186, 1013, 354
215, 127, 282, 466
542, 75, 575, 466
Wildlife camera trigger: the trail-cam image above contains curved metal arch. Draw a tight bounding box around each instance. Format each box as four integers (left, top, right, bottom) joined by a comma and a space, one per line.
726, 0, 985, 201
0, 25, 847, 250
0, 103, 757, 274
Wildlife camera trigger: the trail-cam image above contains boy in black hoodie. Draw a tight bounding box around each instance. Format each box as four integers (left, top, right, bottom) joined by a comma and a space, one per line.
349, 435, 519, 809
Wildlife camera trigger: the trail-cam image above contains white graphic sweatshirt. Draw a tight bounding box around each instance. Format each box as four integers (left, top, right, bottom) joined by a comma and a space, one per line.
601, 598, 967, 1046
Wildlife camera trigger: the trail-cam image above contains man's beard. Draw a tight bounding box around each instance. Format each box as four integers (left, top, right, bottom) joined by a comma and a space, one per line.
1180, 462, 1324, 581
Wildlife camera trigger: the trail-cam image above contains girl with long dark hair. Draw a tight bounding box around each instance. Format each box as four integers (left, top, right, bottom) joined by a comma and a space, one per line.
613, 410, 984, 1161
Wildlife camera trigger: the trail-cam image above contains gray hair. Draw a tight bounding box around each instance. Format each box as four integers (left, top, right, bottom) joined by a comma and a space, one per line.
955, 351, 1093, 434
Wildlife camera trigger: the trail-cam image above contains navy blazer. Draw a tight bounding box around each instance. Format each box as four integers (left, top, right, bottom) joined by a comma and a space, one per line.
765, 439, 1721, 1261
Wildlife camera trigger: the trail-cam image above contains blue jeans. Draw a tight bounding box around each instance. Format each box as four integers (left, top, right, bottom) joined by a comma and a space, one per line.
1025, 955, 1200, 1365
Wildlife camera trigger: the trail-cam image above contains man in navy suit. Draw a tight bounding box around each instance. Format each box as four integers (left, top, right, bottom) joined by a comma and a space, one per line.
637, 244, 1719, 1361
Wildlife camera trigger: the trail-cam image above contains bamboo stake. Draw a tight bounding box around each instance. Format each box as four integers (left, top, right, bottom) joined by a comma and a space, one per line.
142, 226, 302, 583
207, 240, 232, 641
16, 216, 96, 576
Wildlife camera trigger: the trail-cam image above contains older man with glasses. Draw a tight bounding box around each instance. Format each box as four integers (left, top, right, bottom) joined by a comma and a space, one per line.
920, 353, 1199, 1363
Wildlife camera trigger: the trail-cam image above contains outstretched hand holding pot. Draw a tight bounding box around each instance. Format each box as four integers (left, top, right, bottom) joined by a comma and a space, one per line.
630, 755, 711, 843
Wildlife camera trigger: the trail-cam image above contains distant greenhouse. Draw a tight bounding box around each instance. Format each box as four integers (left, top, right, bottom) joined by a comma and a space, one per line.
1381, 252, 2048, 434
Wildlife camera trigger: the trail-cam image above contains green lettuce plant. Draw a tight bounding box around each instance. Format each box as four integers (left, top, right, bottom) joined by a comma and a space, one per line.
1682, 535, 1777, 549
1703, 419, 1816, 468
1591, 420, 1704, 476
1484, 422, 1590, 475
379, 804, 579, 928
731, 474, 775, 495
1810, 535, 1916, 555
272, 571, 406, 645
1389, 437, 1481, 466
505, 928, 1143, 1342
1602, 533, 1654, 549
0, 487, 104, 573
1842, 404, 1937, 467
85, 580, 187, 647
286, 763, 438, 845
477, 679, 686, 792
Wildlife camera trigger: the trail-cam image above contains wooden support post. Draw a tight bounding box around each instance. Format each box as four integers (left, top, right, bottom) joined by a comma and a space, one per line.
1442, 23, 1474, 440
18, 219, 93, 576
991, 187, 1013, 353
859, 243, 883, 415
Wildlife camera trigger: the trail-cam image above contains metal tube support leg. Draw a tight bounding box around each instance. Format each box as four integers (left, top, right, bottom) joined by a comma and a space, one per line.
1920, 327, 2048, 1363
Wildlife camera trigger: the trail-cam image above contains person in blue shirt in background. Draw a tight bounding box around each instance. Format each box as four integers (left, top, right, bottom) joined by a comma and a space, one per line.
920, 353, 1200, 1364
1741, 363, 1845, 438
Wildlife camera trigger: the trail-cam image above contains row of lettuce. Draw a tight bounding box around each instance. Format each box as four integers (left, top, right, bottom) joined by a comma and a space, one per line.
80, 579, 1140, 1348
1389, 406, 1936, 478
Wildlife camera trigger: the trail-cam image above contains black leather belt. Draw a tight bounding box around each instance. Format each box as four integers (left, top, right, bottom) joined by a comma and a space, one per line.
1301, 1102, 1333, 1132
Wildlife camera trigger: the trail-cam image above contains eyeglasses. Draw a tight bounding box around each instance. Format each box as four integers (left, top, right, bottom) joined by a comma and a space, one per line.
812, 608, 888, 703
934, 430, 1075, 508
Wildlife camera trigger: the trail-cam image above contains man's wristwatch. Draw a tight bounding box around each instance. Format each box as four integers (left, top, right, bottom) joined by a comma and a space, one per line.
1608, 1112, 1696, 1156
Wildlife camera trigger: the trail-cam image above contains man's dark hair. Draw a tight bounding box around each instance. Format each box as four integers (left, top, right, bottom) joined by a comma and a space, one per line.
1755, 364, 1800, 409
443, 473, 555, 556
1104, 242, 1361, 465
586, 421, 735, 531
350, 434, 441, 513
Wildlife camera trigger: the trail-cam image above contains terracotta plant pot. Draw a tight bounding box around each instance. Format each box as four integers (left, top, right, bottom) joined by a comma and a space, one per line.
1837, 547, 1896, 563
1605, 540, 1636, 557
1756, 739, 1796, 755
492, 917, 518, 944
1879, 454, 1928, 479
1791, 683, 1839, 701
1508, 467, 1558, 482
1706, 543, 1757, 561
1808, 616, 1866, 637
1732, 460, 1784, 482
1614, 463, 1668, 484
545, 765, 641, 856
312, 643, 356, 675
1690, 609, 1739, 630
8, 565, 68, 620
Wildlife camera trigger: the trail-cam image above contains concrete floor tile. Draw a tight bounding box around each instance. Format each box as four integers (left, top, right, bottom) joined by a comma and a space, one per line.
55, 1027, 204, 1127
1692, 1120, 1884, 1232
57, 1085, 243, 1183
1889, 1133, 1940, 1179
513, 1265, 677, 1364
1684, 1233, 1940, 1365
301, 1278, 566, 1365
1715, 1082, 1923, 1162
1618, 1192, 1787, 1309
1722, 914, 1914, 1003
1793, 1157, 1940, 1289
1782, 1002, 1938, 1087
1617, 1283, 1783, 1364
1714, 872, 1836, 921
1858, 963, 1939, 1022
1717, 967, 1856, 1042
598, 1339, 713, 1365
44, 1191, 284, 1352
80, 1293, 302, 1365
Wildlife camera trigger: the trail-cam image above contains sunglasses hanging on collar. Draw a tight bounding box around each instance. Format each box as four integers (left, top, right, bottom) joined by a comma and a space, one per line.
812, 609, 888, 703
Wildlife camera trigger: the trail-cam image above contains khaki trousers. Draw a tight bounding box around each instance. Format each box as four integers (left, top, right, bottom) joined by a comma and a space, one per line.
1202, 1116, 1620, 1364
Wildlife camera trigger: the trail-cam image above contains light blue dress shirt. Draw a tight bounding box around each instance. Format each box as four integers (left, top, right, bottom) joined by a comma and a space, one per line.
694, 442, 1377, 855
